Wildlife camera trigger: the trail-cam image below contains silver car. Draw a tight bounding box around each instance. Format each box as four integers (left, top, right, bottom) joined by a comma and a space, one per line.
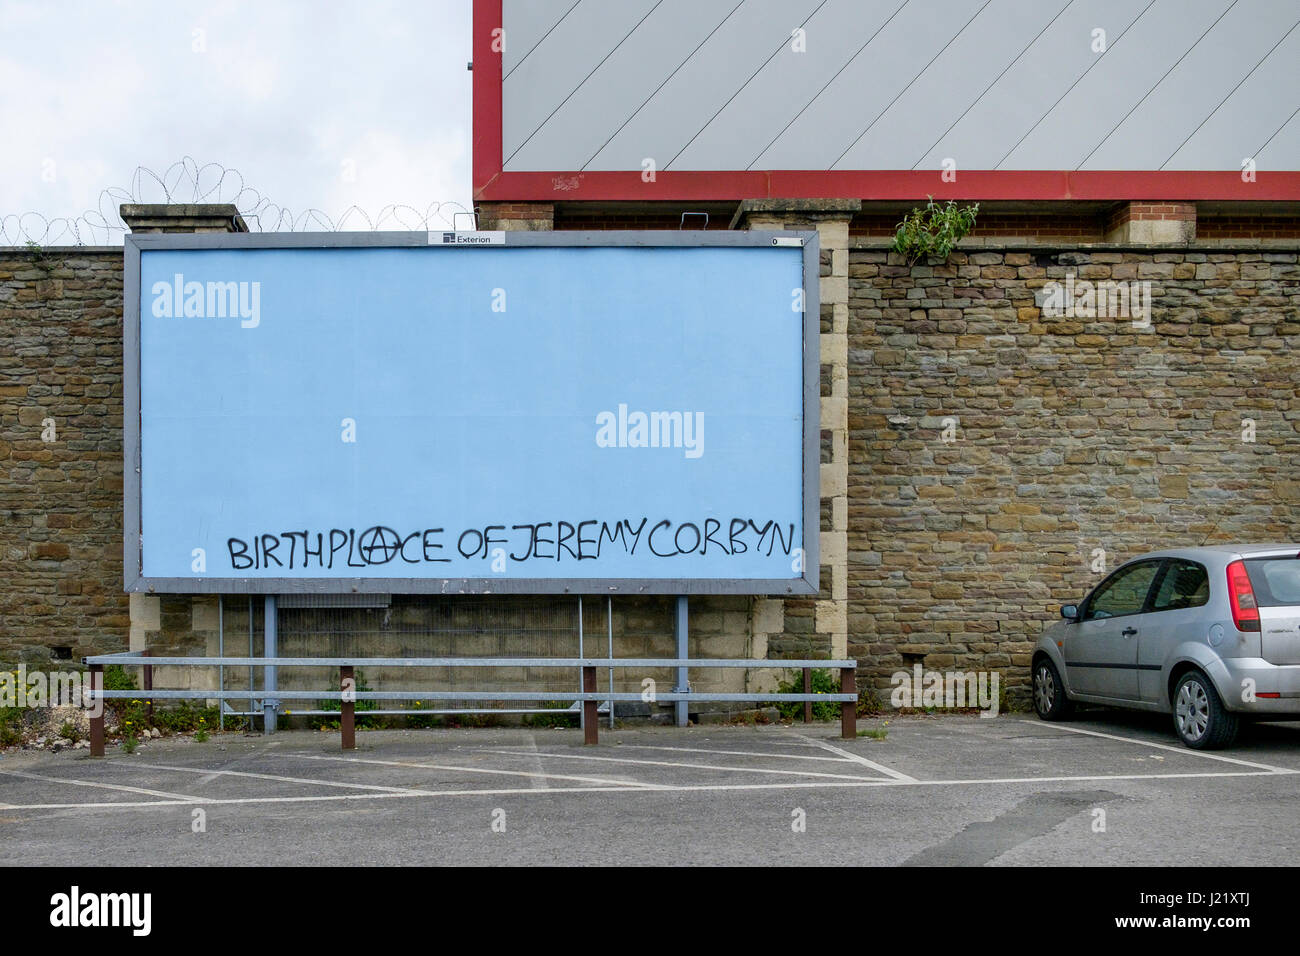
1032, 545, 1300, 749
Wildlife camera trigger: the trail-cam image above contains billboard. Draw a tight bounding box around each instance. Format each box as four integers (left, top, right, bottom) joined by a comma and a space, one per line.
124, 231, 819, 595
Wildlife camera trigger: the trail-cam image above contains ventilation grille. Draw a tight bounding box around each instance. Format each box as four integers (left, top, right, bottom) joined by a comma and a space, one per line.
277, 593, 392, 609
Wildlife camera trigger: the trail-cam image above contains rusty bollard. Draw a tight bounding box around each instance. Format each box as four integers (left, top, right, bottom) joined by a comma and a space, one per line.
89, 664, 104, 757
582, 666, 598, 745
841, 667, 856, 740
340, 665, 355, 751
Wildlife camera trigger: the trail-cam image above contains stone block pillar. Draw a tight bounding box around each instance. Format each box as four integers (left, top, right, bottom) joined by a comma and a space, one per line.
1104, 201, 1196, 243
732, 199, 861, 681
120, 204, 248, 234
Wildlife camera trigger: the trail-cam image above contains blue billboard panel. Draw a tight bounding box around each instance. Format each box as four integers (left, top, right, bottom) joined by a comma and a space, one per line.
126, 232, 817, 594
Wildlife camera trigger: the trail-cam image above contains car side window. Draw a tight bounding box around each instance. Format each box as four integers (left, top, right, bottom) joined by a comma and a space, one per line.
1150, 560, 1209, 611
1084, 561, 1162, 620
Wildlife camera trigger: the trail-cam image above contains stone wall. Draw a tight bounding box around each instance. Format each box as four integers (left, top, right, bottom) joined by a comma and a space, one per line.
847, 239, 1300, 698
0, 248, 127, 664
5, 233, 1297, 709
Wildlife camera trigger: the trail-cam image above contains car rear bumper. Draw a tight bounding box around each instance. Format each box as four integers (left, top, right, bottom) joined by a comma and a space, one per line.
1220, 658, 1300, 713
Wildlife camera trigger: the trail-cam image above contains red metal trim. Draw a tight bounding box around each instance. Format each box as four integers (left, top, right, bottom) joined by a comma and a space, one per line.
475, 169, 1300, 203
472, 0, 504, 202
471, 4, 1300, 204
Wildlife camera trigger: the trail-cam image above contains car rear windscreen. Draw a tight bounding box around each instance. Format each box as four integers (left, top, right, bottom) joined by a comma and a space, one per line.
1244, 557, 1300, 607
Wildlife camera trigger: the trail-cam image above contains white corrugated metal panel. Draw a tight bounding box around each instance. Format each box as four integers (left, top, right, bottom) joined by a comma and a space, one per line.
500, 0, 1300, 172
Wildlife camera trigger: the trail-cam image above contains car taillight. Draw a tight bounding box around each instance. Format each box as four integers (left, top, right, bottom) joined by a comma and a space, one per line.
1226, 560, 1260, 632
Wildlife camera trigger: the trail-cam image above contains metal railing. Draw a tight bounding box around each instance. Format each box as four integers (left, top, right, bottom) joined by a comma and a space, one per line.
81, 651, 858, 752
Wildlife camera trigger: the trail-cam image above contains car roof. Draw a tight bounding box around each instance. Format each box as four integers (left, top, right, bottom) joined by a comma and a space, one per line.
1128, 544, 1300, 562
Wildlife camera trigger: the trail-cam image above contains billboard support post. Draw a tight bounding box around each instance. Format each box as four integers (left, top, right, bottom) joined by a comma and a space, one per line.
607, 597, 615, 729
218, 597, 224, 732
674, 596, 688, 727
577, 596, 583, 734
264, 595, 277, 734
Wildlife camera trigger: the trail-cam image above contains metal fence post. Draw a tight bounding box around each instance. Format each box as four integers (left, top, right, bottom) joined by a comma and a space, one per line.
577, 596, 584, 735
582, 666, 598, 745
88, 663, 104, 757
674, 596, 689, 727
218, 596, 224, 732
840, 666, 856, 740
340, 665, 355, 751
802, 667, 812, 723
607, 596, 615, 729
264, 595, 278, 733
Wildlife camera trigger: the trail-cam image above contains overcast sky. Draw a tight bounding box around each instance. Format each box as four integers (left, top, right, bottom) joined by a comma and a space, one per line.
0, 0, 472, 241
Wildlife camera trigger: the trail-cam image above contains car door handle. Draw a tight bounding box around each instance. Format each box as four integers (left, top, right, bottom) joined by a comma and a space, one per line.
1121, 627, 1137, 637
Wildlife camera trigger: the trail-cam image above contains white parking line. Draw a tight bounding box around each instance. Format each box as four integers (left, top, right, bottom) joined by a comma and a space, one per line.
791, 734, 918, 782
0, 799, 192, 811
286, 752, 669, 790
0, 788, 626, 811
0, 768, 203, 803
1035, 723, 1296, 773
614, 744, 857, 763
490, 748, 887, 782
122, 761, 436, 796
1, 767, 1294, 813
521, 735, 550, 790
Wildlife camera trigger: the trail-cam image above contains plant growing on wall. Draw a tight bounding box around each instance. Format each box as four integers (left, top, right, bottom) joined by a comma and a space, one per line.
892, 197, 979, 264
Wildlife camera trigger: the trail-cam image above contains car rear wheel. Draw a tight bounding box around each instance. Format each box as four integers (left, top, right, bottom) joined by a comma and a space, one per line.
1033, 657, 1073, 721
1172, 670, 1239, 749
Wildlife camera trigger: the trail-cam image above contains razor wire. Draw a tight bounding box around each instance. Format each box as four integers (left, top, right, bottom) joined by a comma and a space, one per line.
1, 156, 474, 246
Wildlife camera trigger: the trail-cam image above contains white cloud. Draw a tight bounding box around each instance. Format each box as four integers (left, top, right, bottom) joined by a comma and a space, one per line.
0, 0, 472, 240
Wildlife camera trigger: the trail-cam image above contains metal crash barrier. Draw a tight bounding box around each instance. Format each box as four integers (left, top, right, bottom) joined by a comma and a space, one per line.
81, 651, 858, 754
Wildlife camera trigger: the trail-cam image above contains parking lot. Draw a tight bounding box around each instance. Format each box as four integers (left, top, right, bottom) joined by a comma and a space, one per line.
2, 711, 1298, 866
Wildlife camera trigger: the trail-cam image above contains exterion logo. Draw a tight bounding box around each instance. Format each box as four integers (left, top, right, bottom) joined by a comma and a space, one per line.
438, 231, 504, 245
595, 404, 704, 459
151, 273, 260, 328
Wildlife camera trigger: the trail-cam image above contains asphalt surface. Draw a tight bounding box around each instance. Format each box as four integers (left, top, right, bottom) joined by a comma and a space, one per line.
2, 711, 1298, 866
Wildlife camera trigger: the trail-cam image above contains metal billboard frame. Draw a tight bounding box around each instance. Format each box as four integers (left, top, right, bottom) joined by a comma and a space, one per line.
123, 229, 821, 597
